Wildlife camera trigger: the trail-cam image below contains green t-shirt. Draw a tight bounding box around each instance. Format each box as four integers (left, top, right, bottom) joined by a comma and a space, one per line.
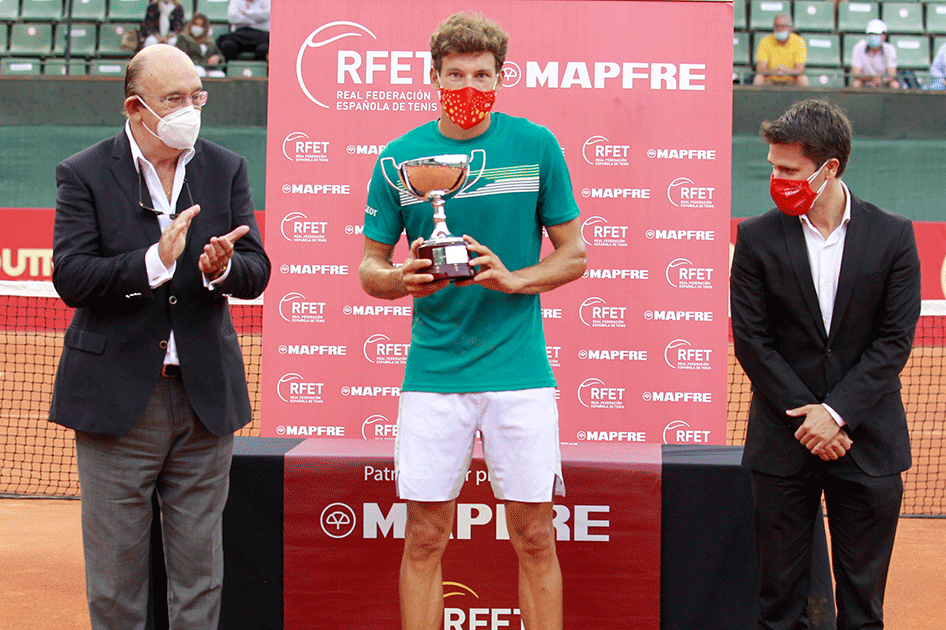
363, 113, 580, 393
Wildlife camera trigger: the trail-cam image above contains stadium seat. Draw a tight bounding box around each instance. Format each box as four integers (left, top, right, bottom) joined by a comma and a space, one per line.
0, 25, 7, 54
1, 57, 42, 74
54, 22, 97, 55
808, 67, 847, 87
837, 2, 879, 32
890, 34, 932, 68
107, 0, 148, 22
933, 35, 946, 58
842, 33, 866, 67
44, 57, 87, 74
69, 0, 106, 22
734, 0, 747, 30
882, 3, 924, 33
926, 3, 946, 35
733, 65, 753, 84
749, 0, 790, 31
226, 60, 266, 78
9, 22, 52, 55
97, 22, 136, 56
88, 58, 127, 75
208, 22, 227, 38
734, 31, 751, 65
794, 1, 836, 32
20, 0, 63, 20
0, 0, 19, 21
804, 33, 841, 66
197, 0, 229, 23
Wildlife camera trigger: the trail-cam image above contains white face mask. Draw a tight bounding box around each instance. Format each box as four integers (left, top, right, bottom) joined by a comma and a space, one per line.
190, 25, 205, 37
774, 29, 790, 42
136, 96, 201, 150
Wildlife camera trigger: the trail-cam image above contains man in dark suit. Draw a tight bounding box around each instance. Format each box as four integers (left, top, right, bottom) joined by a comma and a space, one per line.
730, 99, 920, 630
50, 44, 269, 629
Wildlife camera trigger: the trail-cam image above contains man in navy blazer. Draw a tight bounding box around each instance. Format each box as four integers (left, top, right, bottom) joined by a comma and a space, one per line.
50, 44, 269, 629
731, 100, 920, 630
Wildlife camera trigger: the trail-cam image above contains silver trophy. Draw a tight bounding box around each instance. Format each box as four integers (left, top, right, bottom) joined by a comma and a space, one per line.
380, 150, 485, 281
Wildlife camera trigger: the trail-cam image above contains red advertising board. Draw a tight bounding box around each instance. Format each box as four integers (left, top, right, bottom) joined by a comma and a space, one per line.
261, 0, 735, 447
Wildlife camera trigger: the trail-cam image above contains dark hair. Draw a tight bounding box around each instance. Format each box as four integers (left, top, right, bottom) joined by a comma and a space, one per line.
760, 99, 852, 176
429, 13, 508, 74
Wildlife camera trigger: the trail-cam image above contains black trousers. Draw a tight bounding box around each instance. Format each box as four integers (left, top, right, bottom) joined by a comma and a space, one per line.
217, 26, 269, 61
751, 455, 903, 630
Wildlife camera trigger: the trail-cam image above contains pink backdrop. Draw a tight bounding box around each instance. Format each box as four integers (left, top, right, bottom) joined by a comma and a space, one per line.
262, 0, 736, 445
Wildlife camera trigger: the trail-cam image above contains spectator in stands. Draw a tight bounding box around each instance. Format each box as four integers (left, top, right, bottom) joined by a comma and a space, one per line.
753, 13, 809, 86
140, 0, 185, 48
216, 0, 270, 62
177, 13, 224, 78
851, 19, 899, 88
928, 42, 946, 89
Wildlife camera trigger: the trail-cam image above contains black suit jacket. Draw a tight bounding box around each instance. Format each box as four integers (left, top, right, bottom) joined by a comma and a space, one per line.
730, 194, 921, 477
49, 130, 270, 437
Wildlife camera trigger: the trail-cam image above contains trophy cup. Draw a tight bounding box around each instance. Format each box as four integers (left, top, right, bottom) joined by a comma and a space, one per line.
380, 150, 485, 281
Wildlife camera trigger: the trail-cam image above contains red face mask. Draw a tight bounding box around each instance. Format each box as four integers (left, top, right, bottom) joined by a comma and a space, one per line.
769, 161, 829, 216
440, 86, 496, 130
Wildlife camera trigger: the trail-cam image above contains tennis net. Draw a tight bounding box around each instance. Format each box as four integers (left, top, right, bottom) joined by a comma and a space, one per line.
2, 281, 943, 516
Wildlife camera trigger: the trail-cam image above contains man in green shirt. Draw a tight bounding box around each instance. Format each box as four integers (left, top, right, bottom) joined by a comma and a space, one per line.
359, 12, 586, 630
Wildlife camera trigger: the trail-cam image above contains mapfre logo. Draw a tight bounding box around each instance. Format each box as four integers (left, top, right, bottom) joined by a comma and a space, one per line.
666, 177, 716, 209
276, 372, 324, 403
582, 136, 630, 166
665, 258, 715, 290
296, 21, 438, 113
579, 297, 627, 328
281, 211, 328, 243
664, 339, 712, 370
663, 420, 712, 444
581, 216, 628, 248
577, 378, 626, 409
647, 148, 717, 160
362, 333, 410, 365
282, 132, 329, 162
361, 414, 397, 440
320, 502, 357, 538
278, 292, 326, 323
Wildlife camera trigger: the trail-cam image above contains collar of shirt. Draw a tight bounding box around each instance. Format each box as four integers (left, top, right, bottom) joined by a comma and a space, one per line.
124, 120, 195, 226
799, 181, 851, 334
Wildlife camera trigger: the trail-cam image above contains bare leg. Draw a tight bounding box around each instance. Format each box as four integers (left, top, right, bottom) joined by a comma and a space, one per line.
505, 501, 562, 630
400, 500, 455, 630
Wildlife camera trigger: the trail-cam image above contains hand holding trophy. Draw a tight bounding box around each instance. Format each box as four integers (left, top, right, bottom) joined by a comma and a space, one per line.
380, 150, 485, 281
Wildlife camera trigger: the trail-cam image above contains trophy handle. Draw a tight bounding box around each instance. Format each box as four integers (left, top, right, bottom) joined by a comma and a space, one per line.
379, 156, 402, 192
458, 149, 486, 195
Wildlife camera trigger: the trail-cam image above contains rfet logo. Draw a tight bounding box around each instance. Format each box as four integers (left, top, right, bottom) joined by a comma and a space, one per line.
296, 21, 438, 114
579, 297, 627, 328
279, 292, 326, 323
362, 333, 410, 365
361, 414, 397, 440
663, 420, 712, 444
664, 339, 712, 370
665, 258, 715, 290
580, 216, 628, 248
281, 211, 328, 243
577, 377, 626, 409
276, 373, 325, 403
320, 502, 357, 539
444, 582, 523, 630
282, 132, 329, 162
666, 177, 716, 209
582, 135, 630, 166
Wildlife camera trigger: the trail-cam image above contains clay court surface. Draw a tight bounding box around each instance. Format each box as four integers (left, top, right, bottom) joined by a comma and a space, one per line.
1, 498, 944, 629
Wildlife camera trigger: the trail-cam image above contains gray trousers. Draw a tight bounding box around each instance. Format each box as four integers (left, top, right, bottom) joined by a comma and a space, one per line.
75, 377, 234, 630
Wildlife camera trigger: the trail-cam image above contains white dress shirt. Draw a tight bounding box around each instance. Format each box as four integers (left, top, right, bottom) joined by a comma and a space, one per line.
799, 181, 852, 426
124, 121, 229, 366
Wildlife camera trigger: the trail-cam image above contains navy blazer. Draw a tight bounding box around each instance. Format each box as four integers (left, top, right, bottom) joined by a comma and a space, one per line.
730, 194, 921, 477
49, 130, 270, 437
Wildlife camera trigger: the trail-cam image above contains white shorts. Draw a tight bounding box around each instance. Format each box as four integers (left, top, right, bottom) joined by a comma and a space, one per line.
394, 388, 565, 503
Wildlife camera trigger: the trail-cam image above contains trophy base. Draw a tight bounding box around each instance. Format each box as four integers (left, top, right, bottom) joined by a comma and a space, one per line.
418, 237, 475, 281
